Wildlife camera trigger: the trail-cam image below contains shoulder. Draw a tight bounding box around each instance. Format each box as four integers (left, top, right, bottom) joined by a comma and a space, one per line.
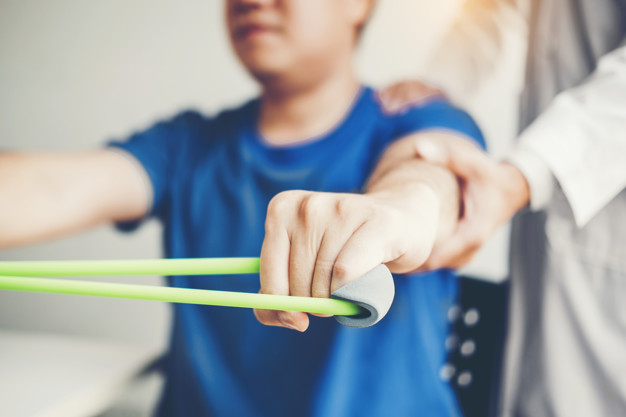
367, 88, 486, 149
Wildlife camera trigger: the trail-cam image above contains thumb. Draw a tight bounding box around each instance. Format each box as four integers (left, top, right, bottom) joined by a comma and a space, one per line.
413, 138, 448, 164
414, 137, 483, 181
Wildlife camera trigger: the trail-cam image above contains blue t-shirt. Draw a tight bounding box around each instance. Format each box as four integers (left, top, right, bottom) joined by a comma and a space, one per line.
110, 87, 484, 417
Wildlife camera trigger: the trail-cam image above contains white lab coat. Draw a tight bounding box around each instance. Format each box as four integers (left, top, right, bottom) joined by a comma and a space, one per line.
425, 0, 626, 415
502, 0, 626, 414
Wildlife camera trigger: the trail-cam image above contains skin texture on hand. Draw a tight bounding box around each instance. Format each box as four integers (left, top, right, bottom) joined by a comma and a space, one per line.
254, 133, 462, 332
413, 135, 530, 270
376, 80, 445, 114
254, 188, 438, 332
377, 80, 531, 270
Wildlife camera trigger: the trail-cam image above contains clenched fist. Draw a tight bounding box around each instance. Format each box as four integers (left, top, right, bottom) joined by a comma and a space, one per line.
254, 133, 460, 332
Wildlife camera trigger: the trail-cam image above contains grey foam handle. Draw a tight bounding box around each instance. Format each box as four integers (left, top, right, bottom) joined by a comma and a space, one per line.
331, 264, 395, 328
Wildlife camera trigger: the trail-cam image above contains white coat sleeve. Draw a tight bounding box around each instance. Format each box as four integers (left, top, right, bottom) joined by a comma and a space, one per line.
508, 43, 626, 227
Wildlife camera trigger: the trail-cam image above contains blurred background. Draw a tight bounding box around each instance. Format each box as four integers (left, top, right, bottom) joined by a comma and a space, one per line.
0, 0, 526, 415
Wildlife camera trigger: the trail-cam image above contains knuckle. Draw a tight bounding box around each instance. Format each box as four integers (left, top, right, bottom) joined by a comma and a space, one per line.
268, 191, 295, 214
267, 196, 286, 222
297, 193, 323, 225
332, 261, 354, 287
334, 196, 354, 218
266, 191, 301, 229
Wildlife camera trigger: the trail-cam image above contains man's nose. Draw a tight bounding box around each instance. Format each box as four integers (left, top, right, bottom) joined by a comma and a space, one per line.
229, 0, 276, 13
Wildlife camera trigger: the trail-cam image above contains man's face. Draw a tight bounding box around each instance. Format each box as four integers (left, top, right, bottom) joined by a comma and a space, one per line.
226, 0, 369, 87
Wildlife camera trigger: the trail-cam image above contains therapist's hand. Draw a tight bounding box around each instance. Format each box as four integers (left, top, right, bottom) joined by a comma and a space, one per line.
413, 135, 530, 270
377, 80, 445, 113
254, 187, 440, 332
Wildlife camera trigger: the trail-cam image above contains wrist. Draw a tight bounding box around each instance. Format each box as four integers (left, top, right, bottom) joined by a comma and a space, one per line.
368, 181, 442, 245
368, 181, 439, 216
504, 146, 555, 212
499, 162, 531, 214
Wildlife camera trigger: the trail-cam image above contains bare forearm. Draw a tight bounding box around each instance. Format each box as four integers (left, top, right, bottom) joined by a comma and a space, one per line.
0, 150, 148, 248
366, 133, 460, 245
367, 160, 459, 244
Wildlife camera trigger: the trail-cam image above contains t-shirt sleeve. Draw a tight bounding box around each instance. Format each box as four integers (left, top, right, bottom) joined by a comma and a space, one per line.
390, 99, 486, 150
106, 110, 202, 231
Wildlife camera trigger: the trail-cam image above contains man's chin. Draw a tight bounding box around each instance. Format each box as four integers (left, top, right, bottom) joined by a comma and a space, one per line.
244, 63, 288, 86
235, 47, 291, 77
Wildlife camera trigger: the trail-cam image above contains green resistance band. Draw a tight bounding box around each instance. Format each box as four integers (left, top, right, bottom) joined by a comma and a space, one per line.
0, 257, 363, 317
0, 257, 261, 277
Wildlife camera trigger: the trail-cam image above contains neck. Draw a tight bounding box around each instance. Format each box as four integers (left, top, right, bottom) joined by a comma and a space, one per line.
258, 68, 360, 146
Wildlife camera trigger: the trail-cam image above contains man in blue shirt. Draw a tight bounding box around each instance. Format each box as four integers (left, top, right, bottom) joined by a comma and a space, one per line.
0, 0, 483, 416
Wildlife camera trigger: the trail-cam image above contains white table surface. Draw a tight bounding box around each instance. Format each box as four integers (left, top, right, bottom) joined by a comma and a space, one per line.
0, 330, 161, 417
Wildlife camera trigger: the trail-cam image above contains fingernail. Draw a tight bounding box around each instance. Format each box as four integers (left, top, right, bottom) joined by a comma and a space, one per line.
415, 140, 445, 163
278, 311, 302, 332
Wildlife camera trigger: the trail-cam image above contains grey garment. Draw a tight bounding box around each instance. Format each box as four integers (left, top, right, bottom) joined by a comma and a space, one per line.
519, 0, 626, 128
507, 190, 626, 417
503, 0, 626, 416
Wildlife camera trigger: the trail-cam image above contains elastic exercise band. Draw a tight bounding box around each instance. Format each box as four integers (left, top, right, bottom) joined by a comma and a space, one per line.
0, 275, 363, 316
0, 257, 260, 277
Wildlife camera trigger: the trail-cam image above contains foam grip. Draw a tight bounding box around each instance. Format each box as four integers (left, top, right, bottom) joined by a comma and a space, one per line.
331, 264, 395, 328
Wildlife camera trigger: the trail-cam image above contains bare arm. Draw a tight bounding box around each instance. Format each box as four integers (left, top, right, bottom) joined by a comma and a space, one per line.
0, 150, 149, 249
365, 131, 460, 246
254, 132, 461, 331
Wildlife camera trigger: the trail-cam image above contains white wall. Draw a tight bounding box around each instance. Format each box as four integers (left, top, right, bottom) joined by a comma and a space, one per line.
0, 0, 524, 348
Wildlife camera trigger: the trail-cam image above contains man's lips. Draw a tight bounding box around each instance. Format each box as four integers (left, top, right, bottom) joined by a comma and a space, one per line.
234, 23, 279, 40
